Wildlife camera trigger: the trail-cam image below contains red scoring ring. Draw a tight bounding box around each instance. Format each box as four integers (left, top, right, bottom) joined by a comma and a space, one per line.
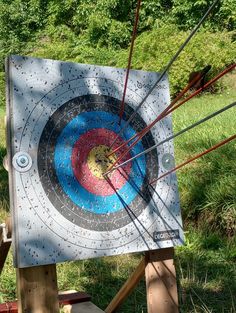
71, 128, 132, 196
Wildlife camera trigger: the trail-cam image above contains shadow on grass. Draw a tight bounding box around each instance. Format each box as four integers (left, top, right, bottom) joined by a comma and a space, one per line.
0, 145, 9, 217
57, 236, 235, 313
57, 253, 147, 313
176, 243, 236, 312
2, 244, 235, 312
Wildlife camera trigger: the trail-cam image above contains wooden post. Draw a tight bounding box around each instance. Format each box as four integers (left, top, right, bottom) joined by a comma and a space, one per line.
17, 264, 59, 313
145, 248, 179, 313
0, 217, 12, 275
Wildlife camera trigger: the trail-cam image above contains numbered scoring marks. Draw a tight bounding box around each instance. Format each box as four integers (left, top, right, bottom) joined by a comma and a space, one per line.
38, 94, 158, 231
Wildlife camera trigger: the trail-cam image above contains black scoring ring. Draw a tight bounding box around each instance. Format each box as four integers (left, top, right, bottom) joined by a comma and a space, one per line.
38, 94, 158, 231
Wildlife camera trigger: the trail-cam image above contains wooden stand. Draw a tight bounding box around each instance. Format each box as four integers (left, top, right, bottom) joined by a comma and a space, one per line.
145, 249, 179, 313
105, 248, 179, 313
0, 217, 12, 275
17, 264, 59, 313
0, 217, 60, 313
1, 217, 179, 312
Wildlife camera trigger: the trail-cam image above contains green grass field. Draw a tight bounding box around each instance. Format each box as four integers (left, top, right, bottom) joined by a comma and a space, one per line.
0, 73, 235, 312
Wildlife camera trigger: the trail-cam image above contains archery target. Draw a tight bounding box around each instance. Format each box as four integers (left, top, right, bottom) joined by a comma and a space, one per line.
6, 55, 184, 268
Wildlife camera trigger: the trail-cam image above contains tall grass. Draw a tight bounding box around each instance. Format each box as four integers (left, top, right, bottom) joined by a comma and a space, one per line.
173, 73, 236, 236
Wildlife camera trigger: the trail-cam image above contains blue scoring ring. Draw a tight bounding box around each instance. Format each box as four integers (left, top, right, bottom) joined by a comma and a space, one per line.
54, 111, 146, 214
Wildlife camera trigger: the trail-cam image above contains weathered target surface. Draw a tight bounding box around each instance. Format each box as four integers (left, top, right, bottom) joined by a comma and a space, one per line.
6, 55, 184, 268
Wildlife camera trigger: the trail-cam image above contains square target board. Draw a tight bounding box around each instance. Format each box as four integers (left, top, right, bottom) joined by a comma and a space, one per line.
6, 55, 184, 268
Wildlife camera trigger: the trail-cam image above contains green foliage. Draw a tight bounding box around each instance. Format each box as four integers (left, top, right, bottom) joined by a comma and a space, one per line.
47, 0, 77, 27
123, 26, 236, 94
1, 0, 235, 70
71, 1, 95, 33
0, 0, 48, 68
176, 229, 236, 312
87, 13, 111, 45
107, 20, 131, 48
172, 0, 236, 31
96, 0, 135, 21
29, 25, 235, 95
32, 34, 117, 66
78, 1, 133, 48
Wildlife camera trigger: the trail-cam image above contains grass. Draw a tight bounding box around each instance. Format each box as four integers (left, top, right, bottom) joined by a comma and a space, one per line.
176, 229, 236, 313
172, 73, 236, 235
0, 71, 235, 312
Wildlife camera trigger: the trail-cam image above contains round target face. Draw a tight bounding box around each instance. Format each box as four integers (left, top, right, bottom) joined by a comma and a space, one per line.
38, 94, 158, 231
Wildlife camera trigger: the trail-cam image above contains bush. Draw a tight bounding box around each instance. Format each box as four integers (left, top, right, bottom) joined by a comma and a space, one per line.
0, 0, 235, 70
171, 0, 236, 31
114, 26, 236, 94
107, 20, 131, 48
0, 0, 48, 69
87, 13, 111, 45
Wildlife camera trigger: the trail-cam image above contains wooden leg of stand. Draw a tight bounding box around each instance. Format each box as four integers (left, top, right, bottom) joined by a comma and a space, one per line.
0, 217, 12, 275
105, 258, 145, 313
145, 248, 179, 313
17, 264, 59, 313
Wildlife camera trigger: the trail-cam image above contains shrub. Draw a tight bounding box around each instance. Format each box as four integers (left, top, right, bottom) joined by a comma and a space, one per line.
0, 0, 235, 70
107, 20, 131, 48
171, 0, 236, 31
114, 26, 236, 94
87, 13, 111, 45
0, 0, 48, 67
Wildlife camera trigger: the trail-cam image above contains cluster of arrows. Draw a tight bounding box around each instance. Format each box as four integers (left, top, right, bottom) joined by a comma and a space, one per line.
103, 0, 236, 182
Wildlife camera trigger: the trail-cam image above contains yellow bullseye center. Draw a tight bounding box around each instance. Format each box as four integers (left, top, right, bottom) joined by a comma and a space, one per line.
87, 145, 117, 179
